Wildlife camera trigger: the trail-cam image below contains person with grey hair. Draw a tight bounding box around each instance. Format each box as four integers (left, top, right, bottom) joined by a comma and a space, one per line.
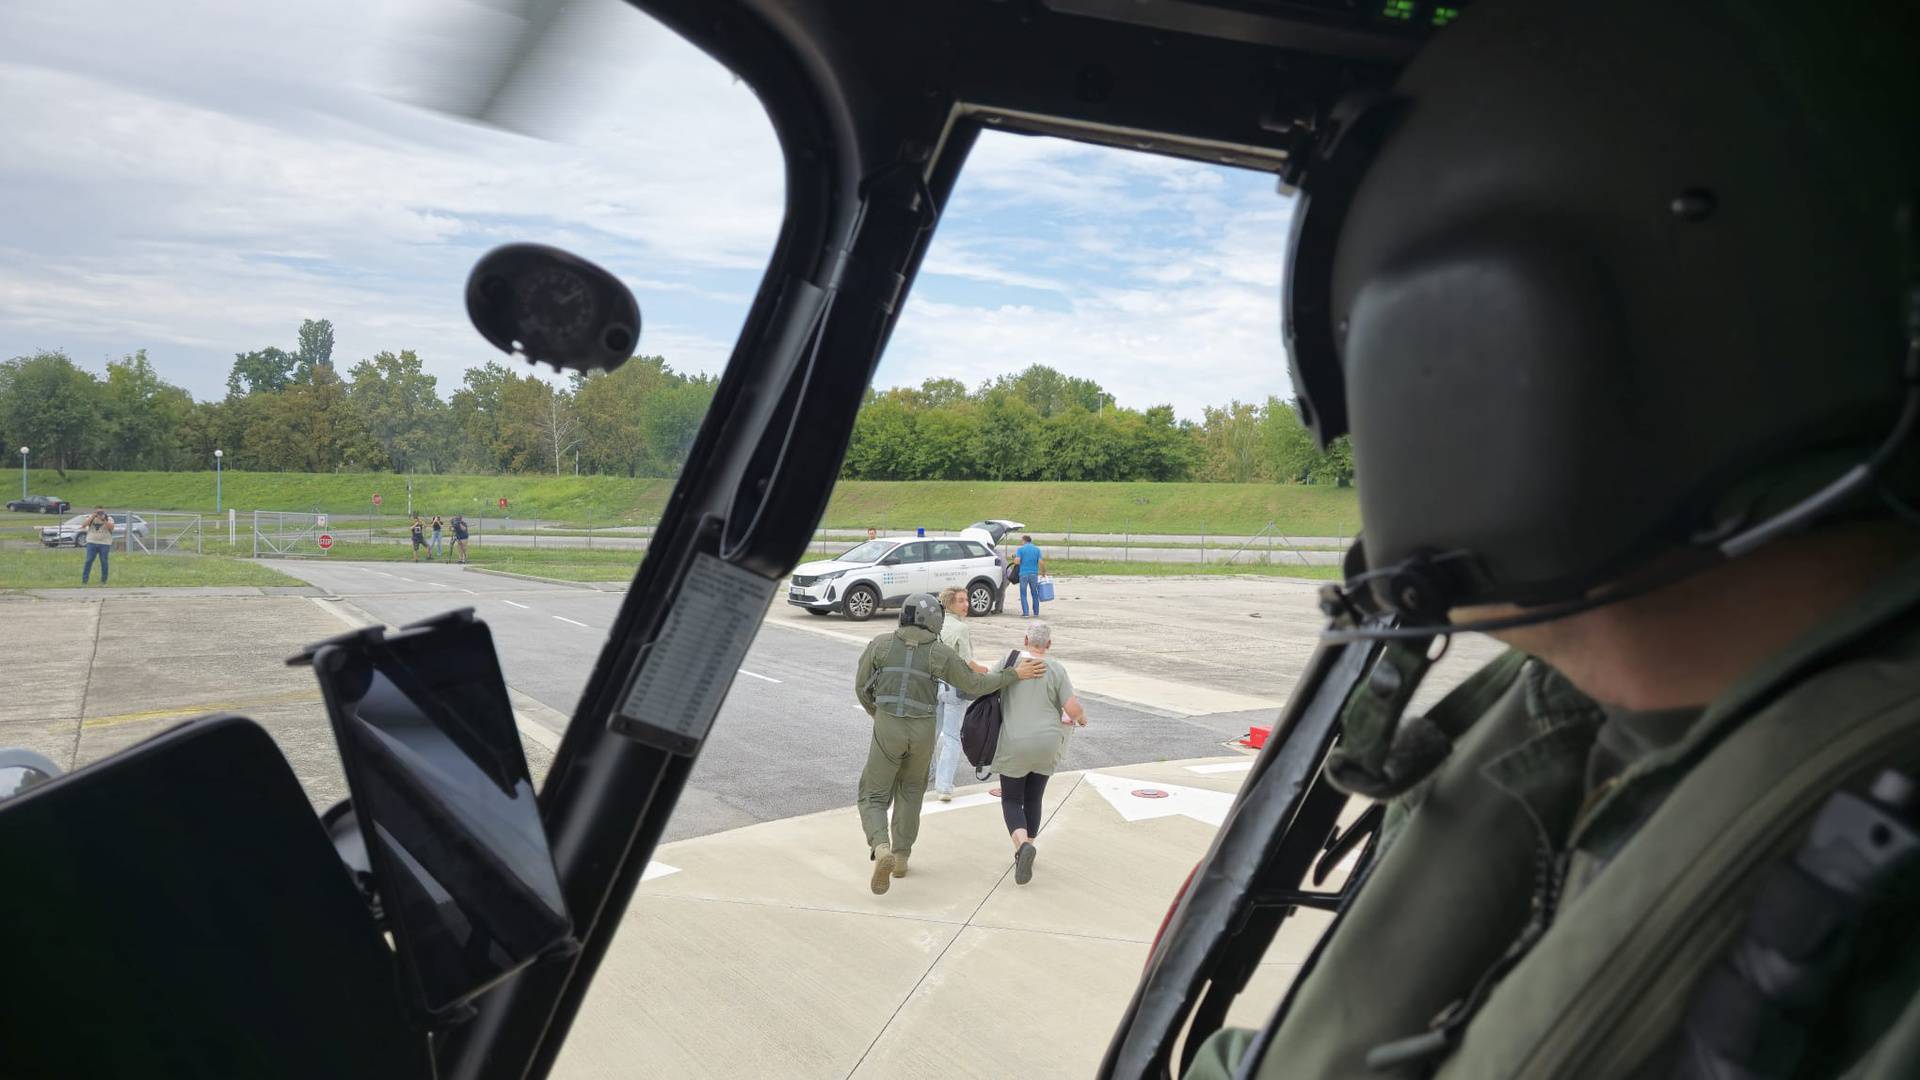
989, 619, 1086, 885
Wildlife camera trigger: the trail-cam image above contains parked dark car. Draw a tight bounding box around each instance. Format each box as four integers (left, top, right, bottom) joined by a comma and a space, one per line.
40, 513, 147, 548
6, 495, 70, 514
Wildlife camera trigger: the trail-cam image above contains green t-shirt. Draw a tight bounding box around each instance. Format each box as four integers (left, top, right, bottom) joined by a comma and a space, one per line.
990, 652, 1076, 778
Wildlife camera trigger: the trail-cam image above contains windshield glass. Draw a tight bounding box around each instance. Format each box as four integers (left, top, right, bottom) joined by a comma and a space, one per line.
834, 539, 892, 564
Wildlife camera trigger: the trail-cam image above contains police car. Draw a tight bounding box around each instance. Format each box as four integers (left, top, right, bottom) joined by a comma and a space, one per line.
787, 519, 1022, 621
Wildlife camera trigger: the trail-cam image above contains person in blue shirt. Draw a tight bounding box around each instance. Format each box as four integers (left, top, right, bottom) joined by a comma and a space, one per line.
1012, 534, 1047, 616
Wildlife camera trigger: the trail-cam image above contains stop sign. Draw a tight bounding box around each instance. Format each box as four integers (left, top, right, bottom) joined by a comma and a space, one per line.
498, 497, 508, 509
318, 533, 334, 550
371, 494, 382, 507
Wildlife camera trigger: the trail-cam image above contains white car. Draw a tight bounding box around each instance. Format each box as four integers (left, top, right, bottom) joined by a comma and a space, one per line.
39, 512, 148, 548
787, 520, 1024, 621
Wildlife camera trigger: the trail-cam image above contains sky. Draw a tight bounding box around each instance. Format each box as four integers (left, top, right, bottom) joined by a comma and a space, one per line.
0, 0, 1300, 421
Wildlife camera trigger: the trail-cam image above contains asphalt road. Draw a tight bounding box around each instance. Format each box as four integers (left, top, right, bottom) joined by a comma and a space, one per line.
271, 560, 1263, 842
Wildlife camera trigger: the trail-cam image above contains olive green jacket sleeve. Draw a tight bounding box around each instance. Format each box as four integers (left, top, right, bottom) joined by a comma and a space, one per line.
932, 643, 1018, 698
854, 636, 884, 716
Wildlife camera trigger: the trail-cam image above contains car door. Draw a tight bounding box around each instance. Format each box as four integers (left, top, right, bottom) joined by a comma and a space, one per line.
886, 541, 933, 599
925, 540, 971, 592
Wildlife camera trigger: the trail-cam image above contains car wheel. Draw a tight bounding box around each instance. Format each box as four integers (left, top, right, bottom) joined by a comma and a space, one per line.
968, 579, 996, 617
843, 584, 879, 622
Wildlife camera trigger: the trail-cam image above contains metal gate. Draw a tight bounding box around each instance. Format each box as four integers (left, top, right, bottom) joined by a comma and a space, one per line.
252, 511, 329, 557
128, 511, 203, 555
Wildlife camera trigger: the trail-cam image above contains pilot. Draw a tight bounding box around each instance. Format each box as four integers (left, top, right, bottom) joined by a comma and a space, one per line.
853, 592, 1043, 894
1186, 0, 1920, 1076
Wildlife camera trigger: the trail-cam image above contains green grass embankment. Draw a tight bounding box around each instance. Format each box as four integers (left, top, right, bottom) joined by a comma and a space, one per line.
0, 547, 297, 590
18, 471, 1360, 537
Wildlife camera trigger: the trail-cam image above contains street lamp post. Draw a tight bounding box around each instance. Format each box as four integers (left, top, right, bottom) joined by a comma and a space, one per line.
214, 449, 224, 513
18, 446, 27, 500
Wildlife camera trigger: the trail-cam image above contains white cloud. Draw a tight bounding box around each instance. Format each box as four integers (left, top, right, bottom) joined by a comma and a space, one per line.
0, 0, 1300, 423
0, 0, 781, 398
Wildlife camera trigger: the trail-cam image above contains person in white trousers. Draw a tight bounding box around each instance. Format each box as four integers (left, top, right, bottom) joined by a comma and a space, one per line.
931, 586, 988, 801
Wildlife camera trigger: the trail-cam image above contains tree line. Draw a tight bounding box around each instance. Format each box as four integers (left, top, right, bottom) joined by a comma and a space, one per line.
843, 367, 1353, 484
0, 319, 1351, 485
0, 320, 715, 479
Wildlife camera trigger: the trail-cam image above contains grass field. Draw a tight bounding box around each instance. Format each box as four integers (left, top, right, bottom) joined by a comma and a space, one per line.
0, 547, 297, 590
16, 471, 1361, 537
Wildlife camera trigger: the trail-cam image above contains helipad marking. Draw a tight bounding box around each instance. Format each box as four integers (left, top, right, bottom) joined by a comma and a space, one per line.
1083, 772, 1235, 827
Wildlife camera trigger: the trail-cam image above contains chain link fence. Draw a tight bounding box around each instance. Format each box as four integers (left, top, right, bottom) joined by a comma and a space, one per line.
252, 511, 330, 558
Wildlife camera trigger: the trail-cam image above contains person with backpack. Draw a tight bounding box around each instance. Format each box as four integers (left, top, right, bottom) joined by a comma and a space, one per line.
931, 586, 988, 802
853, 593, 1044, 895
987, 620, 1085, 885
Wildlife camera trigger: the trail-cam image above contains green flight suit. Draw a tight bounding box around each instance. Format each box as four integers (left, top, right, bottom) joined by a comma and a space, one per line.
853, 624, 1020, 857
1187, 556, 1920, 1079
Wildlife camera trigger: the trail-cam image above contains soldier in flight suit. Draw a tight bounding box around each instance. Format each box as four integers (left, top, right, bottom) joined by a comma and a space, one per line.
1182, 0, 1920, 1076
854, 593, 1043, 894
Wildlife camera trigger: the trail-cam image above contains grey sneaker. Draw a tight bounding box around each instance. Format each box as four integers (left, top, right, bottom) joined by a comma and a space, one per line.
870, 843, 896, 895
1014, 842, 1037, 885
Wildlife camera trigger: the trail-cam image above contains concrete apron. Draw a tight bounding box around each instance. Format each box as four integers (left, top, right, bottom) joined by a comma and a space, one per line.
552, 755, 1351, 1080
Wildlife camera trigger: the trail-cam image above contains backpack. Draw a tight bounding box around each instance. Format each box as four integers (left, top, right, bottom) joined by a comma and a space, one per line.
960, 650, 1021, 780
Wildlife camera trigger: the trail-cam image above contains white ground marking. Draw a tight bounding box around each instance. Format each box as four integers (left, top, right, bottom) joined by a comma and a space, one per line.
1082, 772, 1236, 827
393, 576, 416, 583
503, 600, 530, 609
736, 669, 781, 683
641, 862, 681, 882
1186, 761, 1254, 775
429, 581, 447, 588
460, 588, 478, 595
918, 792, 1001, 816
553, 615, 590, 628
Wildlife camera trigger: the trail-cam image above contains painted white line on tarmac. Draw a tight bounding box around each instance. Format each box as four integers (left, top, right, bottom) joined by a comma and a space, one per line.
503, 600, 530, 609
736, 669, 781, 684
919, 792, 1000, 816
460, 588, 478, 595
641, 862, 681, 882
553, 615, 590, 628
429, 581, 448, 588
1186, 761, 1253, 775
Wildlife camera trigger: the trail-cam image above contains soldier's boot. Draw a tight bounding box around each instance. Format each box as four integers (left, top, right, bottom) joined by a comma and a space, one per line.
869, 843, 896, 895
892, 852, 910, 878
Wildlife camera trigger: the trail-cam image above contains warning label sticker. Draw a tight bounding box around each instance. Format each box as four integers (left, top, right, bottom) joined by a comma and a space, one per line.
612, 553, 774, 752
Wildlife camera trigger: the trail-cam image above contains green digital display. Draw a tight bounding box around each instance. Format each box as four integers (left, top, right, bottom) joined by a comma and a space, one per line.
1432, 5, 1461, 25
1380, 0, 1417, 20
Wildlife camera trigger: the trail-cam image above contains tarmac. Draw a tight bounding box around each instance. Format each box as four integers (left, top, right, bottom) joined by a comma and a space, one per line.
0, 572, 1502, 1078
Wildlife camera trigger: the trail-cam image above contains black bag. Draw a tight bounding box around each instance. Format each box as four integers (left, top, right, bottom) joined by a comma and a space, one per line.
960, 650, 1020, 780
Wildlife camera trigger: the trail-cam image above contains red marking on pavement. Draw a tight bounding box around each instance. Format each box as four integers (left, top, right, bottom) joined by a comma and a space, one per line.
1131, 788, 1170, 799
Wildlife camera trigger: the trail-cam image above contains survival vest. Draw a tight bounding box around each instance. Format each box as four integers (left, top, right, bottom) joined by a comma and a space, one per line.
866, 630, 941, 718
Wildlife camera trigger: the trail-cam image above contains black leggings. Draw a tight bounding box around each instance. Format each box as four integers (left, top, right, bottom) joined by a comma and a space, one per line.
1000, 773, 1050, 837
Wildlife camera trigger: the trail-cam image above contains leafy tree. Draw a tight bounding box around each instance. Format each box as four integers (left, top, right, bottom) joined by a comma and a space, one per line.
0, 350, 102, 478
348, 350, 445, 472
225, 346, 297, 398
100, 350, 194, 471
988, 364, 1114, 418
294, 319, 336, 381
